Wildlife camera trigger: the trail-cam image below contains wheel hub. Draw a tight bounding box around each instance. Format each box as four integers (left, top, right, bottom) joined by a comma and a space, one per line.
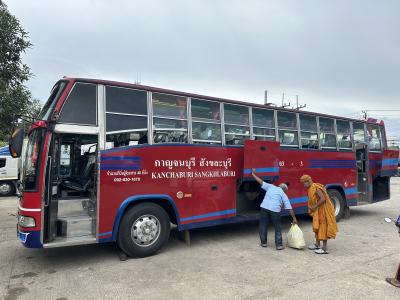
331, 196, 340, 216
0, 183, 11, 194
131, 215, 160, 247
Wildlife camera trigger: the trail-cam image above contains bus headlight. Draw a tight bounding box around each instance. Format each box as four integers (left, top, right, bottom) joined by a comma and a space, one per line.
18, 214, 36, 228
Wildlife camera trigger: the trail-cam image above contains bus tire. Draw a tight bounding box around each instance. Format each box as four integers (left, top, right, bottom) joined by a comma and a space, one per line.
0, 181, 15, 197
327, 189, 345, 221
117, 202, 171, 257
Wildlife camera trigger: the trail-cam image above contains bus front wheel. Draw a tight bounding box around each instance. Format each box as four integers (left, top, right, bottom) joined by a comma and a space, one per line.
327, 189, 345, 221
118, 203, 171, 257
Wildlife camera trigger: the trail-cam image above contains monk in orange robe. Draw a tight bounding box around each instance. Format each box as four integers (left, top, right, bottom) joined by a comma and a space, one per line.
300, 175, 338, 254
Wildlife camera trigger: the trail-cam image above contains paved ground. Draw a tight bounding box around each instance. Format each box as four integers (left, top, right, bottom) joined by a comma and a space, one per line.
1, 179, 400, 300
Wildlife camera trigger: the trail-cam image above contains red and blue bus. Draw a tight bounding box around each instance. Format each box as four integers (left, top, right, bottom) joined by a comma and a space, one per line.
10, 77, 399, 257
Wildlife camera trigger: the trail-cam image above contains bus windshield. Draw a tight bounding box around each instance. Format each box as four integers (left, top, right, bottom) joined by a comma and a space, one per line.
23, 128, 45, 191
39, 81, 67, 120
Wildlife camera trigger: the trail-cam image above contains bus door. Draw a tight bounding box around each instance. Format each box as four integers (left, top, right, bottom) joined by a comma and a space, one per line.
243, 140, 280, 182
44, 135, 60, 242
45, 133, 98, 243
239, 140, 280, 214
356, 143, 370, 203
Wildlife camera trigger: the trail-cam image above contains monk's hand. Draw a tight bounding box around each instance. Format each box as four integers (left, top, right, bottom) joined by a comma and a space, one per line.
309, 205, 316, 212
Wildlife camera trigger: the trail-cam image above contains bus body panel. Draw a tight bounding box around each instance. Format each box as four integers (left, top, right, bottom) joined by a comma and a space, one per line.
97, 143, 358, 241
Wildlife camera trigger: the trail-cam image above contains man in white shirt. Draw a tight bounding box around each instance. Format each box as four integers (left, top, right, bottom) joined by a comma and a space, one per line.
252, 169, 297, 250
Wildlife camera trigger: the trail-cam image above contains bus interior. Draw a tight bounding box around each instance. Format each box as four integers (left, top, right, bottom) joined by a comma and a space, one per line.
44, 133, 98, 245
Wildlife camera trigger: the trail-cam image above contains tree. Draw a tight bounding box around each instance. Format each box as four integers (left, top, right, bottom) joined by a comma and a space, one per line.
0, 0, 39, 142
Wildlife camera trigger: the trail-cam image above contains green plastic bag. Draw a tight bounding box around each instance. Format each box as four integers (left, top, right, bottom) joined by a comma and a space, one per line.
287, 224, 306, 249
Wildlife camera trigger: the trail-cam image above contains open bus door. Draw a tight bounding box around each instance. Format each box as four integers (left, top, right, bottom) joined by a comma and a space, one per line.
237, 140, 281, 216
355, 143, 370, 203
243, 140, 280, 182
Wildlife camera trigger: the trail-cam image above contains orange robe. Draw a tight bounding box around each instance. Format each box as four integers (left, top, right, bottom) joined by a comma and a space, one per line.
308, 183, 338, 240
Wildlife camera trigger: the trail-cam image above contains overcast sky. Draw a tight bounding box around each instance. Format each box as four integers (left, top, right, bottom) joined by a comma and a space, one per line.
6, 0, 400, 142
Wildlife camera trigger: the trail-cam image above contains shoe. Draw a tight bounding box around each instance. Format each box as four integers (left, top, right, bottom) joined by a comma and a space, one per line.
386, 277, 400, 288
276, 245, 284, 250
314, 248, 329, 254
260, 243, 267, 248
308, 244, 320, 250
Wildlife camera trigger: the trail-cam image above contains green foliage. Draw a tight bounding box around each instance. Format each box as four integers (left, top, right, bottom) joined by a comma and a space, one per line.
0, 0, 40, 142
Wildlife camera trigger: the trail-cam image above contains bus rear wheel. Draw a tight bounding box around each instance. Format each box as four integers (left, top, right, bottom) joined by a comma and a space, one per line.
327, 189, 345, 221
118, 203, 171, 257
0, 181, 15, 197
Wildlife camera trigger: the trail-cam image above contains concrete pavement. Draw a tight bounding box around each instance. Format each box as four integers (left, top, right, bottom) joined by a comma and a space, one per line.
1, 178, 400, 299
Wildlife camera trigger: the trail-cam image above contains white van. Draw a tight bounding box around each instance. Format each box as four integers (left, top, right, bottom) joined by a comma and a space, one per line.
0, 146, 19, 196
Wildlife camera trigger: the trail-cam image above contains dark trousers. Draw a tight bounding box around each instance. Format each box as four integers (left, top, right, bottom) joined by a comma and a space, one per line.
259, 208, 282, 247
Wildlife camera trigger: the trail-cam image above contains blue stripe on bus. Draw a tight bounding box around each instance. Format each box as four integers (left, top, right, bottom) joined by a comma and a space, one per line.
310, 159, 356, 169
344, 187, 358, 195
100, 166, 141, 171
97, 231, 112, 237
382, 158, 398, 166
180, 209, 236, 222
100, 156, 141, 161
289, 196, 308, 205
243, 167, 279, 174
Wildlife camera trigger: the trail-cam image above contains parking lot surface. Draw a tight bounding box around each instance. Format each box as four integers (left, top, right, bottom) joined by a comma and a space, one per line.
1, 178, 400, 300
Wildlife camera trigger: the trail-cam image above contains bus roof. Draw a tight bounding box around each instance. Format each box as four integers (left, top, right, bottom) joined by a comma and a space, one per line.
61, 77, 385, 126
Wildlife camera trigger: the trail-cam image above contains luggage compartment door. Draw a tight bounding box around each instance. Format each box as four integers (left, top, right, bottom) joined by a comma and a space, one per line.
243, 140, 280, 182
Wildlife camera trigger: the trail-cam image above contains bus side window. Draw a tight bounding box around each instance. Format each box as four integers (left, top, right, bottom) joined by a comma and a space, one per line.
299, 114, 318, 149
252, 108, 276, 141
367, 124, 382, 151
336, 120, 352, 150
353, 122, 366, 144
153, 93, 188, 144
59, 83, 97, 126
379, 125, 387, 149
191, 99, 221, 144
105, 86, 148, 149
277, 111, 298, 147
319, 117, 336, 149
223, 104, 250, 145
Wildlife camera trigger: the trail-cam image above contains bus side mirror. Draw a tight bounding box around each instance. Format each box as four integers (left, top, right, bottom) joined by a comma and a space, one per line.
9, 128, 24, 158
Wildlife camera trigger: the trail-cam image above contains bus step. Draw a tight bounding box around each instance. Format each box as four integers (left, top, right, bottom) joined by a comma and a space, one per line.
58, 198, 90, 218
57, 215, 94, 238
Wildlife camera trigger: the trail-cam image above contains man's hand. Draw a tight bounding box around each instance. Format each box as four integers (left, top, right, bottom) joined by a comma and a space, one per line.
252, 168, 256, 174
292, 219, 298, 225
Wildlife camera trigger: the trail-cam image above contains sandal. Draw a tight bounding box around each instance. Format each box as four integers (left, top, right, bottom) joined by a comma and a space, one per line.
308, 244, 320, 250
386, 277, 400, 288
314, 248, 329, 254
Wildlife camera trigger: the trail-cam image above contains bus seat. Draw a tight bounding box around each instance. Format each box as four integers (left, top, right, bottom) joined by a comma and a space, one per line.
62, 154, 96, 192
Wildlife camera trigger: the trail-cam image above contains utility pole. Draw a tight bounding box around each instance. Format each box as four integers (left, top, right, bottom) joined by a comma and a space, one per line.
362, 110, 367, 120
264, 90, 274, 106
294, 95, 306, 110
281, 93, 291, 108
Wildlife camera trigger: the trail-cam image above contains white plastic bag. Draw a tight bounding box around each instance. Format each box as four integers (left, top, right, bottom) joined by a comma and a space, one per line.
287, 224, 306, 249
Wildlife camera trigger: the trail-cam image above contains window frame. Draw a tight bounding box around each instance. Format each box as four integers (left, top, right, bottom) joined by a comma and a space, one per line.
151, 91, 189, 144
190, 98, 222, 145
367, 123, 383, 153
59, 82, 98, 126
299, 114, 319, 149
251, 107, 276, 141
318, 117, 337, 150
222, 103, 250, 146
336, 119, 353, 150
105, 85, 149, 139
276, 110, 299, 148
